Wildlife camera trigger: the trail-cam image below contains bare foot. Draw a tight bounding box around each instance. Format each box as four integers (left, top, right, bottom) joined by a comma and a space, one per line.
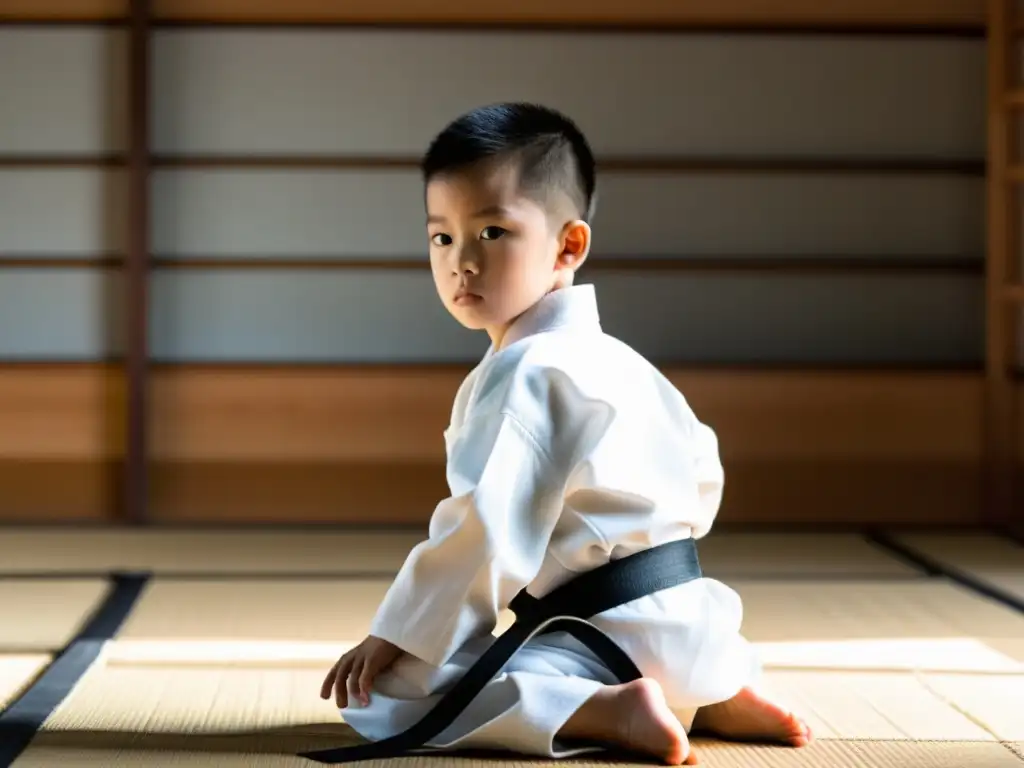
691, 686, 812, 747
559, 678, 698, 765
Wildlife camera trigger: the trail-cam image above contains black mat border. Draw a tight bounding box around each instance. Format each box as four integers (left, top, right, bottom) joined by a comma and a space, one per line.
0, 569, 929, 582
0, 571, 151, 768
865, 529, 1024, 616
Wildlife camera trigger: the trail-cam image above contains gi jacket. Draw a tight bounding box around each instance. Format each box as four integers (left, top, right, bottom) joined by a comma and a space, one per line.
369, 284, 724, 669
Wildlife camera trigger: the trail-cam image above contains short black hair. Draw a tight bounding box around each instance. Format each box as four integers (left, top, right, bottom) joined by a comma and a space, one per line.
422, 102, 597, 222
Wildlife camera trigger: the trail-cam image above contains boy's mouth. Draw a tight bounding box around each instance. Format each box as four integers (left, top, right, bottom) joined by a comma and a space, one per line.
454, 290, 483, 307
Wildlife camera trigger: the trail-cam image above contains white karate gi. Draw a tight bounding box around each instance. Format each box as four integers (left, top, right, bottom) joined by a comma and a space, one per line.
342, 284, 760, 757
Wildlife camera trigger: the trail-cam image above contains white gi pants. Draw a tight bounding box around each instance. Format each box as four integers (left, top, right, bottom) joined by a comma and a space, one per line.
341, 579, 761, 758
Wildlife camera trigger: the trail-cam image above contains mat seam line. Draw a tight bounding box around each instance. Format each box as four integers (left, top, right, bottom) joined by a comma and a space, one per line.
0, 570, 151, 768
1000, 526, 1024, 547
0, 571, 928, 582
911, 669, 1015, 746
861, 529, 944, 577
863, 530, 1024, 616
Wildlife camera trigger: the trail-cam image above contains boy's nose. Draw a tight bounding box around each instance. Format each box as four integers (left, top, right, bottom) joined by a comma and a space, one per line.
454, 254, 480, 275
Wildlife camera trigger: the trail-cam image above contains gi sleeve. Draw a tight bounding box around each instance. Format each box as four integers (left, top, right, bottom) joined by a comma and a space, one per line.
368, 409, 566, 668
690, 419, 725, 540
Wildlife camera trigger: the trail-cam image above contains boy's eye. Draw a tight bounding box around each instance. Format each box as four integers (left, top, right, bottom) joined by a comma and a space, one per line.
481, 226, 506, 241
431, 233, 452, 246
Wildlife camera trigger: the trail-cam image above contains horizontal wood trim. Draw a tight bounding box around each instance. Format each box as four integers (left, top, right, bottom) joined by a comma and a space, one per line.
150, 0, 986, 29
143, 460, 986, 526
0, 256, 122, 268
149, 155, 985, 175
146, 256, 983, 275
0, 364, 993, 462
0, 0, 987, 28
0, 155, 127, 168
0, 0, 125, 21
0, 257, 982, 275
0, 458, 1003, 525
145, 367, 986, 463
0, 460, 119, 521
1, 364, 1017, 524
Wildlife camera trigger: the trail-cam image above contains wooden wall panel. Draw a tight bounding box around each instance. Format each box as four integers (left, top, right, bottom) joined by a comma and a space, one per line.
0, 365, 1011, 525
1017, 381, 1024, 534
144, 0, 985, 28
0, 365, 123, 460
142, 367, 987, 526
0, 365, 122, 522
0, 0, 126, 20
0, 0, 988, 27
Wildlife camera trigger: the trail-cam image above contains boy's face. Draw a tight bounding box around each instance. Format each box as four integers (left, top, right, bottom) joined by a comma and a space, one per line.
425, 159, 589, 347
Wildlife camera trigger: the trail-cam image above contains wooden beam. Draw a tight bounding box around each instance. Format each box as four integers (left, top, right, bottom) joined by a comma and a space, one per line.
0, 256, 122, 268
145, 0, 985, 29
983, 0, 1017, 527
0, 0, 987, 29
0, 0, 126, 21
145, 255, 984, 275
0, 255, 983, 275
0, 155, 126, 167
148, 155, 985, 176
123, 0, 150, 524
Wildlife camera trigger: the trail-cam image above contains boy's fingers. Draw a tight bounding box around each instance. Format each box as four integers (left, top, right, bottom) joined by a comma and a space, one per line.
343, 657, 364, 709
358, 659, 378, 704
334, 656, 356, 709
319, 659, 341, 700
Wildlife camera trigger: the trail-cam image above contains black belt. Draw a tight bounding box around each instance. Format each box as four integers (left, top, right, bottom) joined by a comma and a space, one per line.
300, 537, 703, 764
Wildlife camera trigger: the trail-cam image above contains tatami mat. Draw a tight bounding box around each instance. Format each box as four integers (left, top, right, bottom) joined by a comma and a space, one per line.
0, 654, 49, 709
734, 579, 1024, 673
14, 665, 1024, 767
108, 578, 389, 664
34, 662, 1004, 744
0, 579, 110, 652
888, 533, 1024, 602
696, 534, 921, 578
4, 532, 1022, 768
0, 529, 920, 578
890, 533, 1022, 572
0, 529, 424, 575
97, 577, 1024, 674
14, 741, 1024, 768
756, 670, 997, 741
919, 672, 1024, 742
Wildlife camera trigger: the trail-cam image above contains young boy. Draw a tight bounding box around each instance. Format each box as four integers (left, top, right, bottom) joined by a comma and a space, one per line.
318, 103, 811, 765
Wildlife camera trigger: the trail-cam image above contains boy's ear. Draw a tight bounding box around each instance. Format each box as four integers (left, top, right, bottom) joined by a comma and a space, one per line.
558, 220, 591, 271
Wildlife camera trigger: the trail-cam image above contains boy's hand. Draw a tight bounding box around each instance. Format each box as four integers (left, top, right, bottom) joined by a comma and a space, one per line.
320, 635, 403, 708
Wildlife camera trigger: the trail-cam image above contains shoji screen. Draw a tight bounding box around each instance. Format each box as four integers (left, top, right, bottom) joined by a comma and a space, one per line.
143, 29, 987, 525
0, 23, 127, 520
